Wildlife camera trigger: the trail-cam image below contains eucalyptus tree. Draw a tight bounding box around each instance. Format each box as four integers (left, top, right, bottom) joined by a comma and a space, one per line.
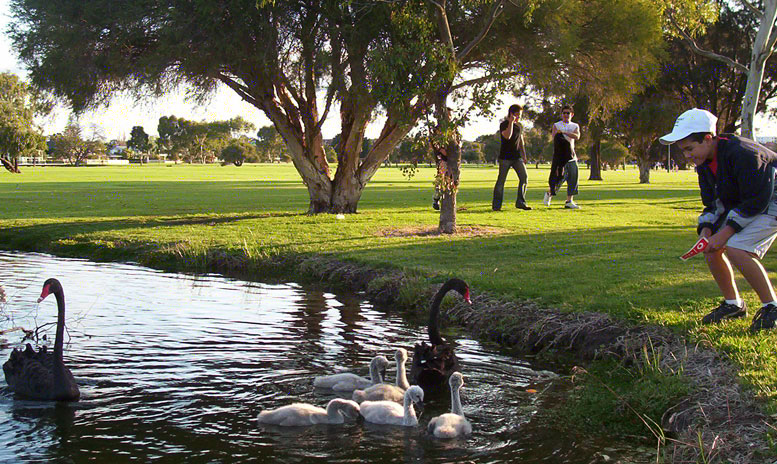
669, 0, 777, 138
157, 115, 253, 163
127, 126, 151, 154
48, 121, 106, 166
0, 72, 47, 172
9, 0, 440, 213
664, 3, 777, 133
9, 0, 713, 221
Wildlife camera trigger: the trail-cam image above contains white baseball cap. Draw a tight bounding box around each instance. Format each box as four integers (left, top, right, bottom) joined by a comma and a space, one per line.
659, 108, 717, 145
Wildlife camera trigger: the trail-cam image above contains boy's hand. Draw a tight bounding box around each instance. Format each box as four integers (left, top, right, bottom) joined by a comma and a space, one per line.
706, 226, 735, 253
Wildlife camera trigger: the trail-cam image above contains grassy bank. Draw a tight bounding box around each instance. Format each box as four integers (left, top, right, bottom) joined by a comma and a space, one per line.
1, 164, 775, 436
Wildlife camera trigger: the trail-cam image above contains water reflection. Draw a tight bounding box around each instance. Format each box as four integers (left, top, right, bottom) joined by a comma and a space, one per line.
0, 251, 644, 463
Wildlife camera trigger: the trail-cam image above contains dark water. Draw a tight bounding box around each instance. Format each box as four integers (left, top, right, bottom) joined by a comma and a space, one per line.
0, 252, 650, 463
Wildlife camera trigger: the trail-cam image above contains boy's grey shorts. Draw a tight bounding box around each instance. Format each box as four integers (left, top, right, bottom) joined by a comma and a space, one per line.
727, 213, 777, 259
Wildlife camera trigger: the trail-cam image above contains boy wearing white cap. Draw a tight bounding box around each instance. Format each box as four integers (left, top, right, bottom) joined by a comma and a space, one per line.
661, 108, 777, 332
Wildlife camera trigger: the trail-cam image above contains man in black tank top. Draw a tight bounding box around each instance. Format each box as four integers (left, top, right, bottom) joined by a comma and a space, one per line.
492, 104, 530, 210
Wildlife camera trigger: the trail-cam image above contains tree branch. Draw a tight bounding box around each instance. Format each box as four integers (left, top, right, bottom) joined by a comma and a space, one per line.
456, 0, 505, 61
668, 12, 749, 74
314, 84, 336, 135
765, 21, 777, 60
217, 74, 261, 108
429, 0, 455, 56
740, 0, 763, 18
450, 70, 521, 91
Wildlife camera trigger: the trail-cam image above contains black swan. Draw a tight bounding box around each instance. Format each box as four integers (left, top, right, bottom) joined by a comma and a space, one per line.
2, 278, 80, 401
409, 278, 471, 395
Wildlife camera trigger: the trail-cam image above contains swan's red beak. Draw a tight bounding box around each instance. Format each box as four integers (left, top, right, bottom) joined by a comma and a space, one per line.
38, 284, 51, 303
464, 290, 471, 304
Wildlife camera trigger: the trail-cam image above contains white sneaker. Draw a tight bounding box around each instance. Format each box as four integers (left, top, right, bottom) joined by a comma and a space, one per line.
564, 201, 580, 209
543, 192, 551, 207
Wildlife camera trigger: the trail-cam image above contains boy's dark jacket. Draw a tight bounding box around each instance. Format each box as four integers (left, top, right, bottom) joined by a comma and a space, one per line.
697, 135, 777, 235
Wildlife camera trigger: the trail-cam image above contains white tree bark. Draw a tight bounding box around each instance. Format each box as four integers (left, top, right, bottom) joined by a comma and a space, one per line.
671, 1, 777, 140
741, 0, 777, 139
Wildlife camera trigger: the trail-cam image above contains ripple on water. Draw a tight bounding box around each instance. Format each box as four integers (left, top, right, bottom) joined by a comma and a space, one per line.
0, 251, 644, 463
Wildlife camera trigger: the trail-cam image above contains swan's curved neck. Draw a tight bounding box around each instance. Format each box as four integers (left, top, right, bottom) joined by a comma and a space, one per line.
450, 384, 464, 417
326, 402, 345, 423
369, 361, 383, 384
429, 282, 456, 346
396, 357, 410, 390
52, 288, 66, 362
402, 396, 417, 425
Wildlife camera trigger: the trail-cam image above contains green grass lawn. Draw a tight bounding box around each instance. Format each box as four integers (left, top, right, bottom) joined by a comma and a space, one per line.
1, 163, 775, 408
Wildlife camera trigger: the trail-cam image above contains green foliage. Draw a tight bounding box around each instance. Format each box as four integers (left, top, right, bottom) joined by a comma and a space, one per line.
475, 132, 500, 164
220, 137, 258, 166
658, 4, 777, 133
614, 92, 679, 164
48, 120, 106, 166
256, 125, 286, 162
158, 115, 254, 163
523, 127, 552, 164
600, 139, 630, 167
0, 72, 47, 162
127, 126, 150, 153
461, 141, 484, 164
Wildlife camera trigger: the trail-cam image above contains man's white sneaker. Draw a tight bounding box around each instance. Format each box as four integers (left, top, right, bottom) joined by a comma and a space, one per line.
543, 192, 551, 206
564, 201, 580, 209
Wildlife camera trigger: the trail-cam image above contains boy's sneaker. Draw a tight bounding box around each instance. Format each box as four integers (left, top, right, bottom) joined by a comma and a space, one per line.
749, 303, 777, 333
564, 201, 580, 209
516, 203, 532, 210
701, 300, 747, 324
543, 192, 551, 206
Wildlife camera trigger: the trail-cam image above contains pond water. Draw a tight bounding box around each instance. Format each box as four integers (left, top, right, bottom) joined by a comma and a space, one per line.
0, 251, 646, 463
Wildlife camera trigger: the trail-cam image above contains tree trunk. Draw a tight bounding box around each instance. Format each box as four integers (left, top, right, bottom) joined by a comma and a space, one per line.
439, 139, 460, 234
740, 0, 777, 139
331, 173, 363, 213
588, 138, 602, 180
637, 158, 651, 184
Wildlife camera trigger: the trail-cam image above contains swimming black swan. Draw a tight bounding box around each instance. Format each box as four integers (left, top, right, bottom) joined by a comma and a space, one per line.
409, 278, 471, 395
2, 278, 80, 401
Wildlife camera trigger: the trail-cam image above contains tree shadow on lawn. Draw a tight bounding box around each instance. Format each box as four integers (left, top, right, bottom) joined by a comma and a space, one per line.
0, 212, 305, 249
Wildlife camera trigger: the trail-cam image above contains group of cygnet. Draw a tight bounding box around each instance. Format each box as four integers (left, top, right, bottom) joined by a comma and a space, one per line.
257, 348, 472, 438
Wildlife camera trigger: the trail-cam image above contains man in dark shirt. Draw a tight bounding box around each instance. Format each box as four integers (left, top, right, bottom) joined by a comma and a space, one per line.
492, 104, 531, 211
661, 108, 777, 333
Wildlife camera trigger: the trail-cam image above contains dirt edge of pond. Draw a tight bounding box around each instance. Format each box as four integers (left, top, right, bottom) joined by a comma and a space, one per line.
251, 252, 771, 464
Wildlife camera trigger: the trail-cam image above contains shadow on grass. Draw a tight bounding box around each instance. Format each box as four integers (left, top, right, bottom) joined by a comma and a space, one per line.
0, 212, 305, 249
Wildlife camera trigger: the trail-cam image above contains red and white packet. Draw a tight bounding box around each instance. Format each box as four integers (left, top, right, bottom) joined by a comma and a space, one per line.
680, 236, 709, 261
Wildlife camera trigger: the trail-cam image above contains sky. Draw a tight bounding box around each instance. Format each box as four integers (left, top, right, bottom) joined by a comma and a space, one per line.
2, 0, 776, 141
